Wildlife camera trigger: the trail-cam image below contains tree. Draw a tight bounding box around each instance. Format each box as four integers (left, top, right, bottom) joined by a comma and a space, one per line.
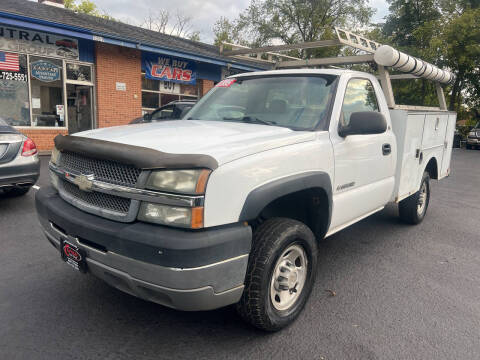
213, 17, 239, 46
140, 9, 201, 40
435, 8, 480, 111
64, 0, 114, 19
214, 0, 374, 58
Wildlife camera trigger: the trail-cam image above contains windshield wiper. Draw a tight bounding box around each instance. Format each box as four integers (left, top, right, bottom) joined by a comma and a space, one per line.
223, 116, 276, 126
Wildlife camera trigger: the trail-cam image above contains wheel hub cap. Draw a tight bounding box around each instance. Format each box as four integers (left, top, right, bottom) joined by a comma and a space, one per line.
417, 182, 427, 215
270, 244, 308, 311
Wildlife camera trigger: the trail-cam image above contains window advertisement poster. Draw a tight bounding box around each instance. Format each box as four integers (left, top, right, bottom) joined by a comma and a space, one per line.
31, 60, 61, 82
143, 53, 196, 85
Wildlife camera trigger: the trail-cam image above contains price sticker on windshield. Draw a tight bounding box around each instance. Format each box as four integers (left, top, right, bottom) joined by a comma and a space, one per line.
216, 78, 237, 88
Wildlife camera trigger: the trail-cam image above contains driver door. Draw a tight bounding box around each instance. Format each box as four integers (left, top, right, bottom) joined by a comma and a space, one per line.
329, 77, 396, 231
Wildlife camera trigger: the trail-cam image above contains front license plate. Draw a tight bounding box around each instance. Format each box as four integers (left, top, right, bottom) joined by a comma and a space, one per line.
60, 238, 87, 273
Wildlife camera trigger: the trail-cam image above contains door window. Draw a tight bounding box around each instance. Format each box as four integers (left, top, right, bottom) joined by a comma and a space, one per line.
66, 84, 93, 134
340, 79, 379, 129
30, 56, 65, 127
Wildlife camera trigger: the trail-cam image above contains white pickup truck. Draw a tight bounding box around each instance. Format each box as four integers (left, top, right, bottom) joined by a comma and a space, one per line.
36, 68, 456, 331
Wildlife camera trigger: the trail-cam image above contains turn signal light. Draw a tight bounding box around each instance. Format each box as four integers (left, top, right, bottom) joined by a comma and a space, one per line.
21, 138, 37, 157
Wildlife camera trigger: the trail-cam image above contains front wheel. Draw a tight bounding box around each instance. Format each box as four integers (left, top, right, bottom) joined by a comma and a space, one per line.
399, 172, 430, 224
236, 218, 318, 331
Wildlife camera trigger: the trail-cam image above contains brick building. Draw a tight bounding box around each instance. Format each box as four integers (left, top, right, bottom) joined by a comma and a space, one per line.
0, 0, 266, 151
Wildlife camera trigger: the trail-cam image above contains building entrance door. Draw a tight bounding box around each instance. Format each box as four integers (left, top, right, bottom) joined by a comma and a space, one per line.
67, 84, 93, 134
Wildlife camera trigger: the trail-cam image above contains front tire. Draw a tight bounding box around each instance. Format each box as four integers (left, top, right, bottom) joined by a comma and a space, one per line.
399, 172, 430, 224
236, 218, 318, 331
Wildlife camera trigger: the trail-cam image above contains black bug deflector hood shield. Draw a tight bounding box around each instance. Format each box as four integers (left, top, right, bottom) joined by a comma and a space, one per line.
54, 135, 219, 170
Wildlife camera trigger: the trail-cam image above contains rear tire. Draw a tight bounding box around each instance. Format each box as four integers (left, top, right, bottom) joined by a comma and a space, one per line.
236, 218, 318, 332
399, 172, 430, 225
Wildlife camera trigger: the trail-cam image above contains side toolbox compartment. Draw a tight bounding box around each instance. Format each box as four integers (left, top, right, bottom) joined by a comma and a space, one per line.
391, 110, 456, 203
390, 109, 425, 202
440, 113, 457, 178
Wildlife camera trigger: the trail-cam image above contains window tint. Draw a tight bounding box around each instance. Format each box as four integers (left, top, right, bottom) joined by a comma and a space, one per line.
340, 79, 379, 128
187, 75, 338, 131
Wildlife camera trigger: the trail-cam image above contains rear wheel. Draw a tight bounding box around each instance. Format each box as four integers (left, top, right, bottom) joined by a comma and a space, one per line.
236, 218, 318, 331
399, 172, 430, 224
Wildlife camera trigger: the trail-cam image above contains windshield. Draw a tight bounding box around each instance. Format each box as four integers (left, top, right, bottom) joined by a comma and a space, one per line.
187, 75, 338, 131
475, 122, 480, 129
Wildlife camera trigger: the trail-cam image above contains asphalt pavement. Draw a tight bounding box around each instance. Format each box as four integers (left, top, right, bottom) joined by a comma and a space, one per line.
1, 149, 479, 360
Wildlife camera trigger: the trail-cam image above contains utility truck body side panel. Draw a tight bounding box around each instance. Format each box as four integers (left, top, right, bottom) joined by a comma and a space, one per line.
391, 110, 456, 202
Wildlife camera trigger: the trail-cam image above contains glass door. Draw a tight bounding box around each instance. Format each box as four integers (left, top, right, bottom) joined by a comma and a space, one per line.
67, 84, 93, 134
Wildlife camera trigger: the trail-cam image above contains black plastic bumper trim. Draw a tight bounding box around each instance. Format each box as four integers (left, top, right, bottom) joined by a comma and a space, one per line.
36, 186, 251, 268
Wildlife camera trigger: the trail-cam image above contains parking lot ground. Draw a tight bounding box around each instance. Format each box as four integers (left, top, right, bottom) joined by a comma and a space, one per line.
1, 149, 479, 360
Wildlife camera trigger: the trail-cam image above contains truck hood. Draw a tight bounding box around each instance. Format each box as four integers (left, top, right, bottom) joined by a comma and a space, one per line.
75, 120, 316, 166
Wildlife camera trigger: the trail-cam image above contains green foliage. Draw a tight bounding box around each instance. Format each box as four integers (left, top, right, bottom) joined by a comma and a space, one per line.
213, 0, 374, 58
64, 0, 114, 20
213, 17, 240, 47
380, 0, 479, 116
188, 31, 201, 42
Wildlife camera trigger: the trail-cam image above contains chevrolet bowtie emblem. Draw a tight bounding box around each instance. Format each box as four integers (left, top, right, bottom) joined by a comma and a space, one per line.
73, 174, 95, 192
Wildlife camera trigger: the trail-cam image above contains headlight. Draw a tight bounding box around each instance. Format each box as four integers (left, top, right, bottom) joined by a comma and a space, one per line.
51, 147, 60, 165
469, 131, 476, 136
138, 202, 203, 229
146, 169, 211, 194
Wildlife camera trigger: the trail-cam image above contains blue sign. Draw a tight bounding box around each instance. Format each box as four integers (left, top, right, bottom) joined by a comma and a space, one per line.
31, 60, 61, 82
143, 53, 196, 85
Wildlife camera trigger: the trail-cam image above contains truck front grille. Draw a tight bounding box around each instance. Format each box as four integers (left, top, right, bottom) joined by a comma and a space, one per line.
61, 180, 131, 215
59, 151, 141, 187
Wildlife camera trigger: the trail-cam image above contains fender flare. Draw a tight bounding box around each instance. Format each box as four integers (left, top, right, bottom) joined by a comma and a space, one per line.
239, 171, 333, 228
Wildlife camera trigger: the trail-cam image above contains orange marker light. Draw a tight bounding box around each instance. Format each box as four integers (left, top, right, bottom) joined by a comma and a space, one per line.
195, 170, 211, 194
191, 207, 204, 229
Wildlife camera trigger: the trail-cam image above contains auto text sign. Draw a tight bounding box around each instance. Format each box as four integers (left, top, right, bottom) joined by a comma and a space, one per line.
143, 53, 196, 85
31, 60, 61, 82
0, 26, 79, 60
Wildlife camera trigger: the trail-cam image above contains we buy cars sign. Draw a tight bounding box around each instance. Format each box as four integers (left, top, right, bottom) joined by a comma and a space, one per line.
143, 53, 196, 85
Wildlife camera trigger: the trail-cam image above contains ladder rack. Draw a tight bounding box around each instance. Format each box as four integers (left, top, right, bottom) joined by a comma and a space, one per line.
220, 28, 452, 112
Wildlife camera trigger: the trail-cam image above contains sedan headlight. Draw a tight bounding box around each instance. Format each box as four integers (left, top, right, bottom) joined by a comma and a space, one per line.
51, 147, 60, 165
138, 202, 204, 229
146, 169, 211, 194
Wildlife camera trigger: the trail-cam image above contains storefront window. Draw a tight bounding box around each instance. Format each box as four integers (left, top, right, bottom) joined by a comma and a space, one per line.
30, 56, 65, 127
0, 53, 30, 126
141, 73, 199, 112
142, 92, 160, 109
66, 63, 92, 82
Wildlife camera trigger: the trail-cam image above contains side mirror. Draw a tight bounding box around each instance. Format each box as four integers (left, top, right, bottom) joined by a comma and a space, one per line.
339, 111, 387, 137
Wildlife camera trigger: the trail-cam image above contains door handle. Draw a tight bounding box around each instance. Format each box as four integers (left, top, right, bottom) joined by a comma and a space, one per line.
382, 143, 391, 156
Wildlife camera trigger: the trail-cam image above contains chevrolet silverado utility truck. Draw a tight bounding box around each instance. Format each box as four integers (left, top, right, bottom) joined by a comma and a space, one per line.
35, 34, 457, 331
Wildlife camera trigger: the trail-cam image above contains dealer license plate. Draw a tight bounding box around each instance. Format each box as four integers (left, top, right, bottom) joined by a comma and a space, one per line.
60, 238, 87, 273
